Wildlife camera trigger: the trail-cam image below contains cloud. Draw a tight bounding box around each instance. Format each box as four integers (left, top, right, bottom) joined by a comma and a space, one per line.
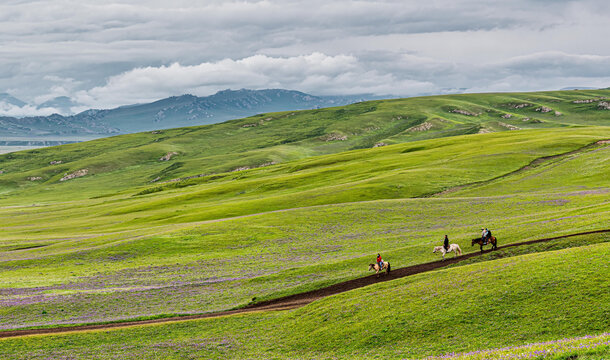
1, 0, 609, 114
0, 102, 63, 117
74, 53, 436, 108
501, 51, 610, 78
5, 48, 610, 115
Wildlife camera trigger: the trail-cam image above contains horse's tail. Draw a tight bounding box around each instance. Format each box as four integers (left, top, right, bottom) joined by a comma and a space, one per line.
456, 245, 462, 255
387, 262, 391, 273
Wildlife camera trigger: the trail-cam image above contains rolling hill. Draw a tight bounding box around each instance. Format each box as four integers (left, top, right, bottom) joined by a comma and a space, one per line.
0, 89, 608, 359
1, 241, 608, 359
0, 89, 609, 202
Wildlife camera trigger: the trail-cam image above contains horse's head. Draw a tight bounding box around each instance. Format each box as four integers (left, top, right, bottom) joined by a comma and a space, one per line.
471, 238, 477, 246
432, 247, 438, 253
368, 264, 375, 271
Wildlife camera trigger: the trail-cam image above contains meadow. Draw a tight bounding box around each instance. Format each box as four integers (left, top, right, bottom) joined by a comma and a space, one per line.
0, 127, 608, 329
1, 89, 609, 203
0, 90, 608, 358
1, 242, 608, 359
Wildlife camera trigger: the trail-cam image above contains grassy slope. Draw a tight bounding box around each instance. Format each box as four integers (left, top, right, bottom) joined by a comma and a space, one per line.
1, 128, 608, 237
0, 128, 608, 329
0, 90, 608, 357
447, 141, 610, 197
0, 89, 609, 202
1, 242, 608, 359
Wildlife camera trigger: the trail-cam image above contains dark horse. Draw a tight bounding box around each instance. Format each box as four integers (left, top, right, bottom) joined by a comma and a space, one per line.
471, 236, 498, 252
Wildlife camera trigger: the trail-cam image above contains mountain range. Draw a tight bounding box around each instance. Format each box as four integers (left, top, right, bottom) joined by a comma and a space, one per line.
0, 89, 379, 138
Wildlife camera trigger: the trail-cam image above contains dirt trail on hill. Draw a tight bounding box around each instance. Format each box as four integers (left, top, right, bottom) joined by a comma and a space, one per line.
431, 140, 608, 197
1, 229, 608, 339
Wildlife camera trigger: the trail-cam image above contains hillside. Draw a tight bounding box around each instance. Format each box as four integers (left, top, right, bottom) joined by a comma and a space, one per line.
1, 242, 608, 359
0, 89, 608, 359
0, 127, 608, 330
1, 89, 609, 201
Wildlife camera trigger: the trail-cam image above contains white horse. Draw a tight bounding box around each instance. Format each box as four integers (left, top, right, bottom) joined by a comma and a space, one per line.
433, 244, 462, 261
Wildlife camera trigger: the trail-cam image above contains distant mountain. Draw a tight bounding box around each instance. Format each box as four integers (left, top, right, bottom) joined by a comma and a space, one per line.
560, 86, 598, 91
0, 89, 374, 137
0, 93, 27, 107
37, 96, 81, 114
70, 89, 378, 134
0, 89, 377, 137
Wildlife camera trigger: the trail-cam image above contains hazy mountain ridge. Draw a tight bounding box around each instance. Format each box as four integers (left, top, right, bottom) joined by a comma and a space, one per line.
0, 89, 376, 137
0, 93, 27, 107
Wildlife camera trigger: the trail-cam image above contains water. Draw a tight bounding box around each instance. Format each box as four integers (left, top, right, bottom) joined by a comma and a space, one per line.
0, 136, 104, 154
0, 146, 41, 154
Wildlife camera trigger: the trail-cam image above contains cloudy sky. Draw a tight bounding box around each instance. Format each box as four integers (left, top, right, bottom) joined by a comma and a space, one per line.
1, 0, 609, 116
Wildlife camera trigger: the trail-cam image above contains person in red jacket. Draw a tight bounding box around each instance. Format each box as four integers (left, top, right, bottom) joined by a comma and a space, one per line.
377, 253, 384, 269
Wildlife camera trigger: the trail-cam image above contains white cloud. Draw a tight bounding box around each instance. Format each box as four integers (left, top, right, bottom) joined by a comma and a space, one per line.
0, 102, 62, 117
74, 53, 435, 108
0, 0, 609, 114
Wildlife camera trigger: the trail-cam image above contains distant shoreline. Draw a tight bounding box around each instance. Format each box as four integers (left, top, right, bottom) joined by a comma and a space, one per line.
0, 135, 102, 154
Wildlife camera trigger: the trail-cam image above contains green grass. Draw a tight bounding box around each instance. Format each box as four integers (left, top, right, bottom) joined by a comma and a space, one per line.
1, 127, 608, 237
447, 141, 610, 197
0, 188, 608, 329
0, 89, 608, 357
1, 242, 607, 359
0, 126, 608, 330
1, 89, 609, 202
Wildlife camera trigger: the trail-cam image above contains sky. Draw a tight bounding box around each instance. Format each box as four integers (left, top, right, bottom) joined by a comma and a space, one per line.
1, 0, 609, 116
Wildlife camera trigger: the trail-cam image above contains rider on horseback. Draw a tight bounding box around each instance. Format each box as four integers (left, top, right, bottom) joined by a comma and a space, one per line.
377, 253, 384, 269
481, 228, 492, 245
443, 235, 449, 251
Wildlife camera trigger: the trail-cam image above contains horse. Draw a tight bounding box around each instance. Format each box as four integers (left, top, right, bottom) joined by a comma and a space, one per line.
471, 236, 498, 252
369, 261, 391, 277
433, 244, 462, 261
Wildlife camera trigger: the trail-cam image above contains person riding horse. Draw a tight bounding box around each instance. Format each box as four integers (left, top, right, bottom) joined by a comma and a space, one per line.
443, 235, 449, 251
481, 228, 492, 245
377, 253, 384, 270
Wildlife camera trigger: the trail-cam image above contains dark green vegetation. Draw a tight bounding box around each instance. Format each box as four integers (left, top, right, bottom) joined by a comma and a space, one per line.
0, 90, 608, 358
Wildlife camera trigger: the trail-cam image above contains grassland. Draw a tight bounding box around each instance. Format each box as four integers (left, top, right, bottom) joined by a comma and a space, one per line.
0, 126, 608, 329
1, 89, 609, 202
1, 242, 608, 359
0, 90, 608, 358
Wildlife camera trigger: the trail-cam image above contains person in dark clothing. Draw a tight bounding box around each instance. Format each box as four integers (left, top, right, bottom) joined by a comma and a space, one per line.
481, 228, 492, 244
443, 235, 449, 251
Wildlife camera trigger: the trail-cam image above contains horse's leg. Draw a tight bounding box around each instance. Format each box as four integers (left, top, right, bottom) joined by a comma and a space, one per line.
480, 244, 483, 253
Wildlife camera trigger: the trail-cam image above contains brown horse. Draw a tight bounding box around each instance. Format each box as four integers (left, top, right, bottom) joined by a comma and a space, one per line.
369, 261, 391, 277
471, 236, 498, 252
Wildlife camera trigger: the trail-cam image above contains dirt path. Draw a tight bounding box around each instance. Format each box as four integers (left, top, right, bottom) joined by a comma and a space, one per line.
1, 229, 608, 339
431, 140, 608, 197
